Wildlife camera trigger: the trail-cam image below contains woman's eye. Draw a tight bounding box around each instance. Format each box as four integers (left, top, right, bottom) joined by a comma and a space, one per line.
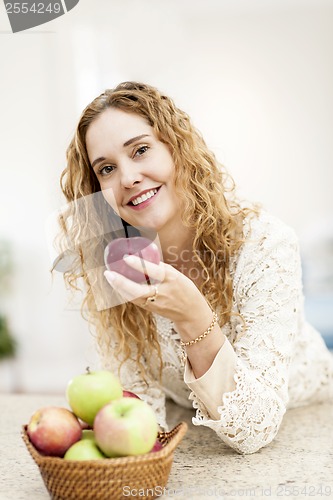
134, 145, 149, 157
99, 165, 114, 176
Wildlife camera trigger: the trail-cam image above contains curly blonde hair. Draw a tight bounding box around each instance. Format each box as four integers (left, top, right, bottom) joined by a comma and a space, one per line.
58, 81, 256, 382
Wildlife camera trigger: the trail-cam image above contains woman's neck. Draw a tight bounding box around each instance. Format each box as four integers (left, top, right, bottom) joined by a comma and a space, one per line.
140, 221, 203, 284
158, 227, 194, 264
157, 227, 205, 287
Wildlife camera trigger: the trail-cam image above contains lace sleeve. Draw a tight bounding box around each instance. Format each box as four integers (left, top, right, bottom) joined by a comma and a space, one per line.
100, 339, 168, 431
189, 216, 301, 454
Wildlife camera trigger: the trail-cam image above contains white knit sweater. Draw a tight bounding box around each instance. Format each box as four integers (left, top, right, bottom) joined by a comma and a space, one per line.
102, 210, 333, 454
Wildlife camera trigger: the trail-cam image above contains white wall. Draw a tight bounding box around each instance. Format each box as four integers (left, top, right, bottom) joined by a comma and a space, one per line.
0, 0, 332, 393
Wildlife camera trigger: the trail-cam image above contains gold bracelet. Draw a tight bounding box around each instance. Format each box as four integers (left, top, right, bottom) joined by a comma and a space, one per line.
180, 312, 218, 347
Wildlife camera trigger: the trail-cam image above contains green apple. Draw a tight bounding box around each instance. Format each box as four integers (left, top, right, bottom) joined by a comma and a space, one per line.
64, 439, 105, 461
66, 368, 123, 426
81, 429, 95, 441
94, 397, 158, 457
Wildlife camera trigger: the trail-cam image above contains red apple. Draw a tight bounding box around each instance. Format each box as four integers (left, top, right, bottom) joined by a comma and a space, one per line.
122, 390, 141, 399
94, 397, 158, 457
104, 237, 161, 284
27, 407, 82, 457
78, 419, 91, 430
151, 438, 163, 452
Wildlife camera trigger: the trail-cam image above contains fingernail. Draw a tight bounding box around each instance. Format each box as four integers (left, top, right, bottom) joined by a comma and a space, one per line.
123, 254, 135, 263
104, 270, 116, 282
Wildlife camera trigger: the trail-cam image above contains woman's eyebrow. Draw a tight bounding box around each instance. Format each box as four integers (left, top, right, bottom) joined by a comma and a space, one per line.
91, 134, 150, 169
91, 157, 106, 169
123, 134, 150, 147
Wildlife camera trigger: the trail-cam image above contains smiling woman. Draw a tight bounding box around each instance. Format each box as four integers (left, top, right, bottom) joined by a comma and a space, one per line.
57, 81, 333, 455
85, 107, 181, 235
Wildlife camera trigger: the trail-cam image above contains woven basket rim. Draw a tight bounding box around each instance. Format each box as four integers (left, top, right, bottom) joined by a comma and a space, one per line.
22, 421, 188, 467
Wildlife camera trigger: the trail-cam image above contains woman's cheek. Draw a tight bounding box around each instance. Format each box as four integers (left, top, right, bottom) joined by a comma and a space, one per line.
102, 188, 121, 214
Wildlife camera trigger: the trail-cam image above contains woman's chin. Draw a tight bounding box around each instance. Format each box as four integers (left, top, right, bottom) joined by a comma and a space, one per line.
121, 214, 165, 233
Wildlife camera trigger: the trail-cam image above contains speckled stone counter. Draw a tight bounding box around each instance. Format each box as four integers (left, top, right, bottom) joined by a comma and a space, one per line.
0, 394, 332, 499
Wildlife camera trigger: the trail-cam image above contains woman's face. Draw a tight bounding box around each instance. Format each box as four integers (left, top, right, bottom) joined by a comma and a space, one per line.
86, 108, 182, 235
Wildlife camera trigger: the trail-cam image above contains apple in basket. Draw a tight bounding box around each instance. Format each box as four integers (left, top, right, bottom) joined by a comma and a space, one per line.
151, 438, 163, 452
122, 390, 141, 399
64, 438, 105, 461
66, 368, 123, 426
27, 407, 82, 457
94, 397, 158, 457
104, 237, 161, 283
114, 391, 164, 453
81, 429, 95, 440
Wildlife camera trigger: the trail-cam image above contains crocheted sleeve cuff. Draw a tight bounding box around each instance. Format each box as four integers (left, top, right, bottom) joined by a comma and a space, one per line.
183, 337, 238, 419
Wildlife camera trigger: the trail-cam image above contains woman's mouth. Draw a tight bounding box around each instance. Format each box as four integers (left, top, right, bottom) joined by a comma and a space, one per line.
127, 187, 161, 210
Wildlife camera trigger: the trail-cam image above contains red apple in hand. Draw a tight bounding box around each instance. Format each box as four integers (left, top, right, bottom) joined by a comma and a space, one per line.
27, 407, 82, 457
104, 237, 161, 284
123, 390, 141, 399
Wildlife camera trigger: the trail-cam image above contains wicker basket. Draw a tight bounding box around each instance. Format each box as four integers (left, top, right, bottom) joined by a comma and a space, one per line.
22, 422, 187, 500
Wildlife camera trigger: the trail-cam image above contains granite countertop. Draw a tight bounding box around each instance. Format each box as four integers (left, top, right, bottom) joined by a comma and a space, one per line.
0, 394, 332, 499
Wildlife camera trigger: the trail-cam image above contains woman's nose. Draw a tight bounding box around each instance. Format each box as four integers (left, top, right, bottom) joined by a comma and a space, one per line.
119, 162, 143, 189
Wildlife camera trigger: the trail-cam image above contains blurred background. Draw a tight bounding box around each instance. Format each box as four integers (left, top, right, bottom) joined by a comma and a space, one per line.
0, 0, 332, 394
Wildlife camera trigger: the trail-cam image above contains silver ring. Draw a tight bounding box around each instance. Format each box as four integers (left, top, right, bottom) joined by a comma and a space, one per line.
144, 285, 159, 306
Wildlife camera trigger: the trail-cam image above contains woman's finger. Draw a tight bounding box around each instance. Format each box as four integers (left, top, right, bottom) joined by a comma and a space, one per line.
104, 270, 151, 303
123, 254, 166, 283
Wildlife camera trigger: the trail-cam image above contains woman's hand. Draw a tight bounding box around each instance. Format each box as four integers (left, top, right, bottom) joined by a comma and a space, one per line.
104, 254, 212, 327
105, 254, 226, 378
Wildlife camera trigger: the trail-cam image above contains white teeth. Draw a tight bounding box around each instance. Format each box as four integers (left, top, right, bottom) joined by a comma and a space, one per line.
131, 188, 158, 206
